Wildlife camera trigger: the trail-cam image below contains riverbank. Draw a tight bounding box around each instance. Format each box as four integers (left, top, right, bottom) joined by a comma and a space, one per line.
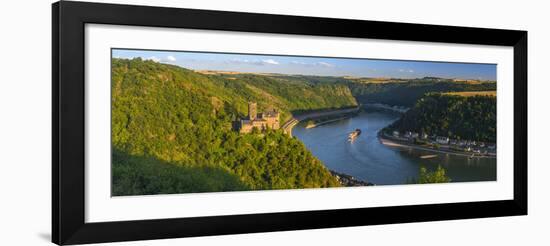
305, 114, 356, 129
330, 170, 374, 187
281, 107, 360, 136
362, 103, 409, 113
378, 132, 496, 159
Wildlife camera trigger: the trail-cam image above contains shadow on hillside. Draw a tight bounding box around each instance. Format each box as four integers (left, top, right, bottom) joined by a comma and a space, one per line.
290, 105, 358, 116
112, 148, 249, 196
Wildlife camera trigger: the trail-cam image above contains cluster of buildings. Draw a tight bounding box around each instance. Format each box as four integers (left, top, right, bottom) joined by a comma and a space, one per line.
238, 102, 280, 133
391, 130, 496, 155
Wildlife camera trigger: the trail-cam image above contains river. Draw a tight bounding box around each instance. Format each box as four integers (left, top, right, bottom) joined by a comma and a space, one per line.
292, 108, 497, 185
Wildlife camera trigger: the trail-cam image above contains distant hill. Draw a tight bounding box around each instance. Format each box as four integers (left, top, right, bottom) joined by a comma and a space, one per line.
387, 93, 496, 142
346, 78, 496, 107
111, 58, 357, 195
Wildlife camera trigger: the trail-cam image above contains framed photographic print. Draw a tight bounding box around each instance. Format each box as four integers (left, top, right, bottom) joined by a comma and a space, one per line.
52, 1, 527, 245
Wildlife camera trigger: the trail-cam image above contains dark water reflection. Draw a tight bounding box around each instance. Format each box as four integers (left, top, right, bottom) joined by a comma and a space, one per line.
292, 109, 496, 185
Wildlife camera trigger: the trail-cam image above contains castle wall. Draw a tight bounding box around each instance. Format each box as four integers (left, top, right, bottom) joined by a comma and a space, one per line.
239, 102, 280, 133
248, 102, 257, 120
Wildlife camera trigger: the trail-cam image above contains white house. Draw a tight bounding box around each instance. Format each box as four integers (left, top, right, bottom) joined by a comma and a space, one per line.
436, 136, 449, 144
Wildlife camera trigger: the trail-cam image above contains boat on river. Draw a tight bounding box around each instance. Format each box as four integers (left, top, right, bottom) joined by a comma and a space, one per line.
348, 129, 362, 142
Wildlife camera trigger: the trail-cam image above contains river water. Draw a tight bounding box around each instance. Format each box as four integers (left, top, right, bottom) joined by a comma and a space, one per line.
292, 109, 497, 185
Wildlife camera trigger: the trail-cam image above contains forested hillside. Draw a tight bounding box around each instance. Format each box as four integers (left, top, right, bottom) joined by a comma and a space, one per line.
388, 93, 496, 142
111, 58, 356, 195
347, 78, 496, 107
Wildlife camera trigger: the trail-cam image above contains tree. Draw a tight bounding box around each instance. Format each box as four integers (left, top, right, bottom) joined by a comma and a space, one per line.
417, 165, 451, 184
387, 93, 496, 143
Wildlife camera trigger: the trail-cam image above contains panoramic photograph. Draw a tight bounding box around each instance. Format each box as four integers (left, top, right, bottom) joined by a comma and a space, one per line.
111, 48, 497, 196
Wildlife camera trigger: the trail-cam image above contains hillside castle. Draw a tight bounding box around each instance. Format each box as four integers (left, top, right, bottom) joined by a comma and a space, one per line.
239, 102, 280, 133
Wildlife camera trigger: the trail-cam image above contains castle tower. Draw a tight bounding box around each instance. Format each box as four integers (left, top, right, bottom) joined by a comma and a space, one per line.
248, 102, 257, 120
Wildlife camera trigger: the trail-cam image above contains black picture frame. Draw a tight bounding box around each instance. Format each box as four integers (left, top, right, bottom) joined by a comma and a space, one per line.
52, 1, 527, 245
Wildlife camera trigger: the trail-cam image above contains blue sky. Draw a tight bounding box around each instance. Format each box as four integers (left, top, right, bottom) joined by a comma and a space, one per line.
112, 49, 496, 80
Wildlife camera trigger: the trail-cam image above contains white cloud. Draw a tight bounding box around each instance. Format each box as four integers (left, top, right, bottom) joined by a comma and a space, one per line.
291, 61, 308, 65
290, 61, 334, 67
316, 62, 334, 67
227, 58, 242, 63
140, 55, 176, 63
146, 56, 160, 62
262, 59, 279, 65
398, 69, 414, 73
166, 55, 176, 62
227, 58, 279, 66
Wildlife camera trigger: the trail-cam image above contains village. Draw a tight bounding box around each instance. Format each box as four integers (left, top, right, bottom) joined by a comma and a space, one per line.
383, 130, 496, 158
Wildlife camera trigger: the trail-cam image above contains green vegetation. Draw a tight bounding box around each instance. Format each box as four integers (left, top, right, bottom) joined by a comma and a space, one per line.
417, 165, 451, 184
204, 73, 358, 121
111, 58, 351, 195
112, 149, 248, 196
388, 93, 496, 142
346, 77, 496, 107
111, 58, 496, 194
443, 90, 496, 97
243, 75, 356, 103
407, 165, 451, 184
